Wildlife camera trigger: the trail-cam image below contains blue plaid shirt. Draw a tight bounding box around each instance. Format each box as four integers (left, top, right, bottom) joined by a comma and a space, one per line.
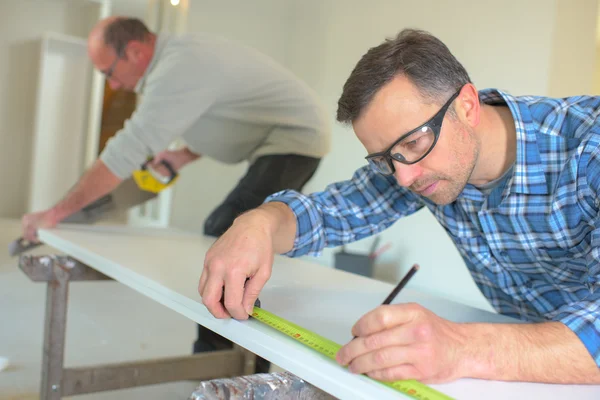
266, 89, 600, 366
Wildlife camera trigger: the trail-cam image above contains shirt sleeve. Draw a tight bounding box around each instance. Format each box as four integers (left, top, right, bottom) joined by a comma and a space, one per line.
265, 165, 424, 257
558, 142, 600, 366
100, 51, 222, 179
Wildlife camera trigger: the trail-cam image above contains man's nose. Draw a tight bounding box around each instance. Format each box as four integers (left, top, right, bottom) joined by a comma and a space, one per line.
393, 160, 423, 188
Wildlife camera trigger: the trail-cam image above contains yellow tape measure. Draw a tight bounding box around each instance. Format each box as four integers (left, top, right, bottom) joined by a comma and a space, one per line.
251, 307, 454, 400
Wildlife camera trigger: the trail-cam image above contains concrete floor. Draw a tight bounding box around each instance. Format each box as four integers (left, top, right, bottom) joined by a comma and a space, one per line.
0, 218, 280, 399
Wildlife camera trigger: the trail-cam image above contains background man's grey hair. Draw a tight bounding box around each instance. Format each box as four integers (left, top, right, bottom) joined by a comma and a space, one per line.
336, 29, 472, 124
104, 17, 152, 56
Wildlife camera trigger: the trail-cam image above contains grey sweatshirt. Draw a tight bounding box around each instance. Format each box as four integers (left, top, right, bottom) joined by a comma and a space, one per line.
100, 33, 331, 179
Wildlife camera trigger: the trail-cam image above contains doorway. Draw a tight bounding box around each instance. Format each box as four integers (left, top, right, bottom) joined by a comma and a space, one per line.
97, 81, 137, 155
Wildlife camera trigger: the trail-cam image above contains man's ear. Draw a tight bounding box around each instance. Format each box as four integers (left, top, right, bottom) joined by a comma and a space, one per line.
125, 41, 143, 63
456, 83, 481, 128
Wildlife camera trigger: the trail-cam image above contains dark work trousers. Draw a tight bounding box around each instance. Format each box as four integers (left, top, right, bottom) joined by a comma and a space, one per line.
195, 153, 321, 373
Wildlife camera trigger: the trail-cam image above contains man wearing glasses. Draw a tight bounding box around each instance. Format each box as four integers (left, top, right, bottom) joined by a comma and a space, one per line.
20, 16, 331, 373
200, 29, 600, 383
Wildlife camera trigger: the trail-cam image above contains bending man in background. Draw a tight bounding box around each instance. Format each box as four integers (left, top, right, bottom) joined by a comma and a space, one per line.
21, 17, 331, 373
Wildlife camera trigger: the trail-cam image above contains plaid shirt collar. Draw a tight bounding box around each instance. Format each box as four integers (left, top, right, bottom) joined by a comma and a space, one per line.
457, 89, 549, 204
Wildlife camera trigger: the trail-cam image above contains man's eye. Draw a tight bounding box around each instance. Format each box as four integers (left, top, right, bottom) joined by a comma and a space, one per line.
402, 136, 424, 149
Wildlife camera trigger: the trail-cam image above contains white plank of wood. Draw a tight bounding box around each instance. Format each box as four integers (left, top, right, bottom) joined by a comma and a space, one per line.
39, 224, 600, 400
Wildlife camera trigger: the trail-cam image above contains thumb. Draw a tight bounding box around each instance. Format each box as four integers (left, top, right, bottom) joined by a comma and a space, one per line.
242, 272, 269, 315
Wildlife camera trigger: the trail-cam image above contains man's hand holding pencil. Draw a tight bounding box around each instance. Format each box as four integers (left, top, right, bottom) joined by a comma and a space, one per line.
336, 265, 472, 384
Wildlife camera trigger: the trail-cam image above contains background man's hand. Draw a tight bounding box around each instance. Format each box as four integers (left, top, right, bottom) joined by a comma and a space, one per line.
149, 147, 200, 176
21, 209, 58, 242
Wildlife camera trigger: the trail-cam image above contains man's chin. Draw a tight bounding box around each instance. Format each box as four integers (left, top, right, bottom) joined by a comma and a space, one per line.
429, 195, 457, 205
423, 186, 462, 205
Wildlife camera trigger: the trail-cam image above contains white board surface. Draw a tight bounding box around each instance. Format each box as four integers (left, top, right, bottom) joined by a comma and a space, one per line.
39, 224, 600, 400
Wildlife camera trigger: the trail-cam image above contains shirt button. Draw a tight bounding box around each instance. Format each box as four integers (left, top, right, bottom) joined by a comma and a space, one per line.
525, 280, 533, 288
500, 251, 508, 258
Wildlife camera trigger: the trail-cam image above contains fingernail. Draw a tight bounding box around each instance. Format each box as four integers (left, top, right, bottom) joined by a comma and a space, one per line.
246, 304, 253, 315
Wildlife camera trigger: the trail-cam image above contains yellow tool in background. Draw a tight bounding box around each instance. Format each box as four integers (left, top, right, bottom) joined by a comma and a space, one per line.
132, 159, 179, 193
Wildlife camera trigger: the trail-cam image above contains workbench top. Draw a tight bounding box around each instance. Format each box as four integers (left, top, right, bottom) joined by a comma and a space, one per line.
35, 223, 600, 400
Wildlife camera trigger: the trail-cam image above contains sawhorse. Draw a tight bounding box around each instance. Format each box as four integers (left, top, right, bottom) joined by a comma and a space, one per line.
19, 254, 257, 399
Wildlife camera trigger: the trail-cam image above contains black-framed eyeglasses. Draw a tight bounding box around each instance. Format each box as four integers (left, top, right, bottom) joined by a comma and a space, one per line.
365, 88, 462, 176
102, 51, 123, 80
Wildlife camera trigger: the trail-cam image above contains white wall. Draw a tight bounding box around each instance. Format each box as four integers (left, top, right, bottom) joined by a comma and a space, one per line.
111, 0, 148, 19
0, 0, 98, 218
548, 0, 598, 97
168, 0, 599, 311
185, 0, 291, 62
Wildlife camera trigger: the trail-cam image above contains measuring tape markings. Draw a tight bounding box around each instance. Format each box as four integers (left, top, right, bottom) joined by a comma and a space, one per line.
251, 306, 454, 400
